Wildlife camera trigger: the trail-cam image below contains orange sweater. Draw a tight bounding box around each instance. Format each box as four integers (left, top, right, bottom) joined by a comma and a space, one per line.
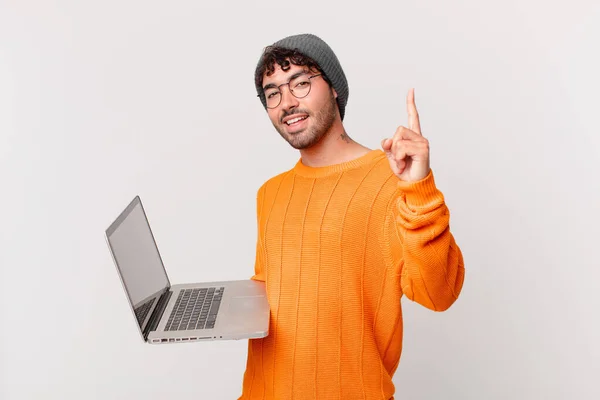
238, 149, 465, 400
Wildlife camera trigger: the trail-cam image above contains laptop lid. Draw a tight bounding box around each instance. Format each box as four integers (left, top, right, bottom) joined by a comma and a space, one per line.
105, 196, 171, 340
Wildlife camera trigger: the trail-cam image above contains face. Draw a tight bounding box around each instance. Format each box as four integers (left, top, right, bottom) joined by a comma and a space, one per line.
261, 62, 338, 150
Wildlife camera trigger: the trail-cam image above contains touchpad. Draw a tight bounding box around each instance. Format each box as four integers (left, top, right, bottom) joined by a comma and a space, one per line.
228, 296, 263, 314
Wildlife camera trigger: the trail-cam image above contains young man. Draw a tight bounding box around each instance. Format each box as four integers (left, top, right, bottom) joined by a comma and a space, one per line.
238, 33, 465, 400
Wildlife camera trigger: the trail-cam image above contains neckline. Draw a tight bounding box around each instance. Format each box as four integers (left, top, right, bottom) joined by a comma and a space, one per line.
292, 149, 385, 178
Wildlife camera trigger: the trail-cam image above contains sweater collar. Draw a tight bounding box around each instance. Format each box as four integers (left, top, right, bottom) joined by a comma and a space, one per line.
292, 149, 385, 178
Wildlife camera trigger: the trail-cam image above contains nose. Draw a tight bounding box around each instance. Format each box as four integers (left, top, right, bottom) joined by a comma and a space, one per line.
279, 84, 299, 111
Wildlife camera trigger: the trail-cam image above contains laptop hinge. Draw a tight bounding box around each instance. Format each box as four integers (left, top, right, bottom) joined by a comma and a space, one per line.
143, 289, 172, 340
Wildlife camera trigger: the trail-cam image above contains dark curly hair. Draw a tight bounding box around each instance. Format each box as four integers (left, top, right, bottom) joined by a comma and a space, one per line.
254, 46, 333, 91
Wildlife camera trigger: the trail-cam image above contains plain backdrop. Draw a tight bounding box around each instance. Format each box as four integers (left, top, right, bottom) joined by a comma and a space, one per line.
1, 1, 599, 399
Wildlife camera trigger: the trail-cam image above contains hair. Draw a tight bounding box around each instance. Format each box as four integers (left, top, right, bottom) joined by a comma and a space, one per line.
254, 46, 333, 91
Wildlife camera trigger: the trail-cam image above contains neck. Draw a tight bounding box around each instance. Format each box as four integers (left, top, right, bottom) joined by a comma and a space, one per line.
298, 119, 371, 167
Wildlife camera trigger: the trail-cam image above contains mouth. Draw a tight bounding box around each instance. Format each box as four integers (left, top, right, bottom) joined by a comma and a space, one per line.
282, 114, 309, 127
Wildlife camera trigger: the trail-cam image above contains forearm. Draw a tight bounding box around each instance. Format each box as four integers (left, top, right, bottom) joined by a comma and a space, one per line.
393, 170, 465, 311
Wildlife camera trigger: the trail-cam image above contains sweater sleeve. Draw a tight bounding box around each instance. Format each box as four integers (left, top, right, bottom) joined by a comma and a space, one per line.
250, 184, 266, 282
388, 169, 465, 311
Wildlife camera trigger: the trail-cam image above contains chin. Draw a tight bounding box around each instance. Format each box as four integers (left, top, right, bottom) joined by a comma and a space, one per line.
288, 131, 325, 150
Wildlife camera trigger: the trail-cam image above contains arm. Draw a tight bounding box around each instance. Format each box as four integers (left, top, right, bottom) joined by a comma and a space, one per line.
380, 88, 464, 311
250, 184, 266, 282
391, 170, 465, 311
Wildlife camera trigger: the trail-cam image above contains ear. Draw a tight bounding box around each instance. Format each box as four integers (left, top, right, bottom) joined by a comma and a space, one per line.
332, 88, 338, 99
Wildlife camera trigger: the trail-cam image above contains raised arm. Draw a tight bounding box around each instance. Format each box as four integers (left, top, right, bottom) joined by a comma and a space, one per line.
381, 88, 465, 311
391, 171, 465, 311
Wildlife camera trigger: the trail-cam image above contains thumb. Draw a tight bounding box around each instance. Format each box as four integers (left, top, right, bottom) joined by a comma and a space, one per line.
381, 138, 392, 152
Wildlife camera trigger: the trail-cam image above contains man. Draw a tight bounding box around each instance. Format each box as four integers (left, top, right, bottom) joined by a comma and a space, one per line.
238, 33, 465, 400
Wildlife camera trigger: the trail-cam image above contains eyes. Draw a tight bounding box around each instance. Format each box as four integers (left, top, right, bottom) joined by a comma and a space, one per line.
265, 80, 310, 99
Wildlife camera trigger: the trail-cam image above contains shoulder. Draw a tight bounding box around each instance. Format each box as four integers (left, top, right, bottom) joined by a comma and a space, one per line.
364, 150, 398, 186
255, 169, 293, 200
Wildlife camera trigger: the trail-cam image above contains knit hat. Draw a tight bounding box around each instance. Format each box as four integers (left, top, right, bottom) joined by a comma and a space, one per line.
255, 33, 349, 120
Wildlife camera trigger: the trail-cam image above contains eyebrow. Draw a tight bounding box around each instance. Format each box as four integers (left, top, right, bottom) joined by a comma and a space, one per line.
262, 71, 308, 91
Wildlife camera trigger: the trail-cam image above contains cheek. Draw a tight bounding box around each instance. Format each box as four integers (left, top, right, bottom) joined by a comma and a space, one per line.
267, 110, 280, 124
306, 90, 329, 112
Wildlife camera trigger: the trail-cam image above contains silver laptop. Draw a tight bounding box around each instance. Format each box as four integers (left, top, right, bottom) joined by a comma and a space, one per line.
105, 195, 270, 344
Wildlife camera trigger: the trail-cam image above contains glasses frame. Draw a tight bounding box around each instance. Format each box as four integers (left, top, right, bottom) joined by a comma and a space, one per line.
259, 73, 323, 109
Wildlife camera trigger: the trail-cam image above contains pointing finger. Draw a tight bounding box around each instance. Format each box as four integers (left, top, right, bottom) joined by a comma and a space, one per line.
407, 88, 422, 135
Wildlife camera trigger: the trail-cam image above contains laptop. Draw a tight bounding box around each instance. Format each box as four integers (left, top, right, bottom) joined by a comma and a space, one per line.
104, 195, 270, 344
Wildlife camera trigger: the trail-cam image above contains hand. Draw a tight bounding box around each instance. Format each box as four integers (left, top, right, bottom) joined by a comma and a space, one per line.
381, 88, 431, 182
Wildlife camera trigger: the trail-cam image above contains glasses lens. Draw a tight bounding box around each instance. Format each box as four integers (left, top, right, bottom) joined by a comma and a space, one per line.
290, 76, 311, 98
264, 89, 281, 108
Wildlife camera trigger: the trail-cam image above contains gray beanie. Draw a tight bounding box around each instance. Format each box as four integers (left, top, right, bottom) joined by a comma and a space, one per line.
255, 33, 349, 120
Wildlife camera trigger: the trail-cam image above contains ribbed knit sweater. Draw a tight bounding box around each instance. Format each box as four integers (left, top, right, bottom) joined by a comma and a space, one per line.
238, 149, 465, 400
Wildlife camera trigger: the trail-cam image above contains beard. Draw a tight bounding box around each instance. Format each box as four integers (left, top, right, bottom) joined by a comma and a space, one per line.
273, 91, 338, 150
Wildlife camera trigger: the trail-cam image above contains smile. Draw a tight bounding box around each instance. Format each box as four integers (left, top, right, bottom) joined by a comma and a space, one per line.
285, 116, 308, 125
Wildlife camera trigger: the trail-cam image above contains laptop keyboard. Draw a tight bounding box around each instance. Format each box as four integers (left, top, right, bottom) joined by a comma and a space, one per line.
164, 287, 225, 331
135, 297, 155, 326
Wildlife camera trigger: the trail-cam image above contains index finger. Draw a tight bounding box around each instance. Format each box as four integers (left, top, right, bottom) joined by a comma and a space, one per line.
407, 88, 422, 135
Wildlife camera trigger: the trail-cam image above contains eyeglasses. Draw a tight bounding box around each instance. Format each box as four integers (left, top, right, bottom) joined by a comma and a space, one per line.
259, 73, 323, 109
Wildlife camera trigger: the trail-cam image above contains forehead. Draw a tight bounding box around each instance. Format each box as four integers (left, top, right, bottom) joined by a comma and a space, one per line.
262, 62, 311, 87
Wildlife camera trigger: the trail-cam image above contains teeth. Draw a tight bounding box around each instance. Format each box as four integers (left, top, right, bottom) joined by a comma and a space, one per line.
286, 116, 306, 125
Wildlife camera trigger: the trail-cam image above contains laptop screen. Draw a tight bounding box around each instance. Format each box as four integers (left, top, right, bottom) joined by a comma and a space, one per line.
105, 196, 170, 334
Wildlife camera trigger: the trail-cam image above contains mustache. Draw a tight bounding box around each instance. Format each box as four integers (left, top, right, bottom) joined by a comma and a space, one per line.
281, 108, 310, 123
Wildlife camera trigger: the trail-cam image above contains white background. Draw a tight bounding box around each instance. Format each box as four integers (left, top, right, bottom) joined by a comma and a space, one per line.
1, 1, 599, 399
